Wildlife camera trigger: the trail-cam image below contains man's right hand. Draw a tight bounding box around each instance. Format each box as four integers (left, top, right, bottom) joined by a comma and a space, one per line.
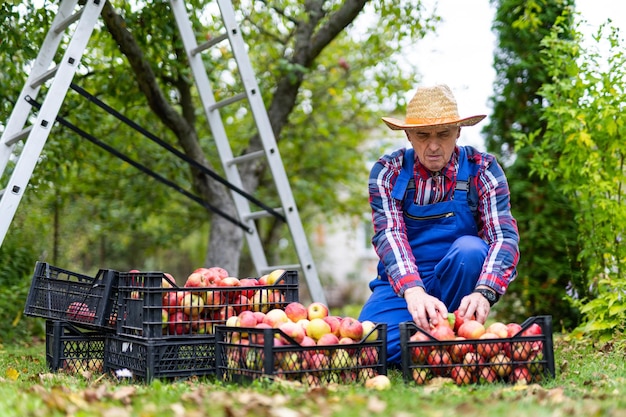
404, 286, 448, 330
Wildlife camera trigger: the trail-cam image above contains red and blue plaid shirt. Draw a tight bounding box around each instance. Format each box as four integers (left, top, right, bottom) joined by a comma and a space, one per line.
369, 146, 520, 297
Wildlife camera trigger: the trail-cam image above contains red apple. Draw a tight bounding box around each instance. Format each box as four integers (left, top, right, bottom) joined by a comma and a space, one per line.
307, 302, 329, 320
476, 332, 502, 359
219, 276, 240, 287
339, 317, 363, 341
449, 337, 474, 362
236, 310, 257, 328
430, 323, 456, 341
478, 366, 498, 383
162, 273, 176, 289
323, 316, 342, 337
238, 278, 259, 298
427, 349, 452, 376
486, 322, 509, 338
358, 346, 379, 366
521, 323, 542, 336
506, 322, 523, 337
511, 341, 532, 361
162, 291, 179, 314
457, 320, 486, 339
316, 333, 340, 346
451, 365, 475, 385
278, 321, 306, 344
168, 311, 190, 335
66, 302, 95, 323
409, 330, 433, 364
263, 308, 289, 328
510, 366, 532, 384
204, 289, 225, 307
250, 322, 272, 344
232, 294, 250, 314
184, 272, 208, 288
284, 302, 308, 323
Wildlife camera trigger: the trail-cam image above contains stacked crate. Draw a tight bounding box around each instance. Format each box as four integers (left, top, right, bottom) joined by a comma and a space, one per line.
25, 262, 300, 381
105, 269, 299, 381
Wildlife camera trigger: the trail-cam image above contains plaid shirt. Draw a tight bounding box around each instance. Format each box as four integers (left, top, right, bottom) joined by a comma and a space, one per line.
369, 146, 520, 297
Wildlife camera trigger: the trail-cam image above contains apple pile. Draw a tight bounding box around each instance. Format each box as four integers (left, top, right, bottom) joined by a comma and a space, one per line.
65, 301, 96, 323
409, 312, 545, 386
220, 301, 383, 386
156, 267, 292, 336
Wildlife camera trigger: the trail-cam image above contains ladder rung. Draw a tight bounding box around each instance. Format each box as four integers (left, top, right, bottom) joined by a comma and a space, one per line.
5, 126, 33, 147
260, 264, 302, 274
208, 92, 246, 111
244, 207, 284, 221
53, 7, 85, 34
226, 150, 265, 166
30, 66, 59, 89
191, 32, 229, 56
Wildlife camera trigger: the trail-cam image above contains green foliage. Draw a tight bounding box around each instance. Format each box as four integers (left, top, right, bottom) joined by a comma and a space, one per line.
516, 20, 626, 339
0, 238, 44, 344
1, 1, 440, 278
486, 0, 583, 329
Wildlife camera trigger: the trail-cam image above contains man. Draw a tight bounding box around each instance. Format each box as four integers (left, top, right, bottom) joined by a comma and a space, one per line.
358, 84, 520, 365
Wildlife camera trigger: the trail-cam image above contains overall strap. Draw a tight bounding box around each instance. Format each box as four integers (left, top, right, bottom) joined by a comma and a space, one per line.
391, 148, 415, 200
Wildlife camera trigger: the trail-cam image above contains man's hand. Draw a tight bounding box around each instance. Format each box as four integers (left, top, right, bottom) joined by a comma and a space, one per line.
404, 286, 448, 330
457, 288, 492, 324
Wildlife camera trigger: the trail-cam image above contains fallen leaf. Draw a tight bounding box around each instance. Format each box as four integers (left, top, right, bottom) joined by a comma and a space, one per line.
367, 397, 387, 413
6, 368, 19, 381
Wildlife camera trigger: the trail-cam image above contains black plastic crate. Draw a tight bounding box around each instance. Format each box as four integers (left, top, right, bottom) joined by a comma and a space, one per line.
25, 262, 119, 331
214, 323, 387, 385
104, 334, 215, 382
115, 270, 299, 339
400, 315, 555, 385
45, 320, 106, 373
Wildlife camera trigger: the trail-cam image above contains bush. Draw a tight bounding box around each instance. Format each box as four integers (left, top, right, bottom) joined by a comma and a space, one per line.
0, 241, 45, 344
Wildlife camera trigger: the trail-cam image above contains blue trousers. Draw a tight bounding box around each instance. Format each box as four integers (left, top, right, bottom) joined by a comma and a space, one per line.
359, 235, 489, 365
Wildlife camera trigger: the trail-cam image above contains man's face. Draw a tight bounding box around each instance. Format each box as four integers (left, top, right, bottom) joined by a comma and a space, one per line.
406, 126, 460, 172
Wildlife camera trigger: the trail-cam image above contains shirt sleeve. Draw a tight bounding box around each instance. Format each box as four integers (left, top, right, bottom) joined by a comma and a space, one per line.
369, 150, 424, 297
474, 155, 520, 295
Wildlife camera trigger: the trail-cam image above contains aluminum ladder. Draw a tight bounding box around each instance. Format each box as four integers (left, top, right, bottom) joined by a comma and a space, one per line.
0, 0, 327, 304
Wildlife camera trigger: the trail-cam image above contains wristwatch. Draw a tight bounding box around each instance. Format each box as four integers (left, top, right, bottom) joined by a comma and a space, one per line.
473, 288, 499, 306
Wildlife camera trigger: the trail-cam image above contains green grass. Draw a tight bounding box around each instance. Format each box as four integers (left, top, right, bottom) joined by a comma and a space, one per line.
1, 334, 625, 417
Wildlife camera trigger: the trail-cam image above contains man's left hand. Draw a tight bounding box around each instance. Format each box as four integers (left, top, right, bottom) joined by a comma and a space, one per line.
457, 291, 491, 324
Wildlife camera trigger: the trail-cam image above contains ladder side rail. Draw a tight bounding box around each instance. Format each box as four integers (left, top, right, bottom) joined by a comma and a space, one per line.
168, 0, 270, 272
217, 0, 327, 304
0, 0, 106, 246
0, 0, 81, 175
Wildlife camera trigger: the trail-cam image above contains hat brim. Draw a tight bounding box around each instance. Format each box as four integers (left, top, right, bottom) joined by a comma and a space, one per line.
381, 114, 487, 130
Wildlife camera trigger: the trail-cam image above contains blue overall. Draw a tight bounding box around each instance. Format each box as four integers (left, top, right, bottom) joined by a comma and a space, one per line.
359, 147, 489, 365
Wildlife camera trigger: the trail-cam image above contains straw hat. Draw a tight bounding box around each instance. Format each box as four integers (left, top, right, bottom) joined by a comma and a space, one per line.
381, 84, 486, 130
